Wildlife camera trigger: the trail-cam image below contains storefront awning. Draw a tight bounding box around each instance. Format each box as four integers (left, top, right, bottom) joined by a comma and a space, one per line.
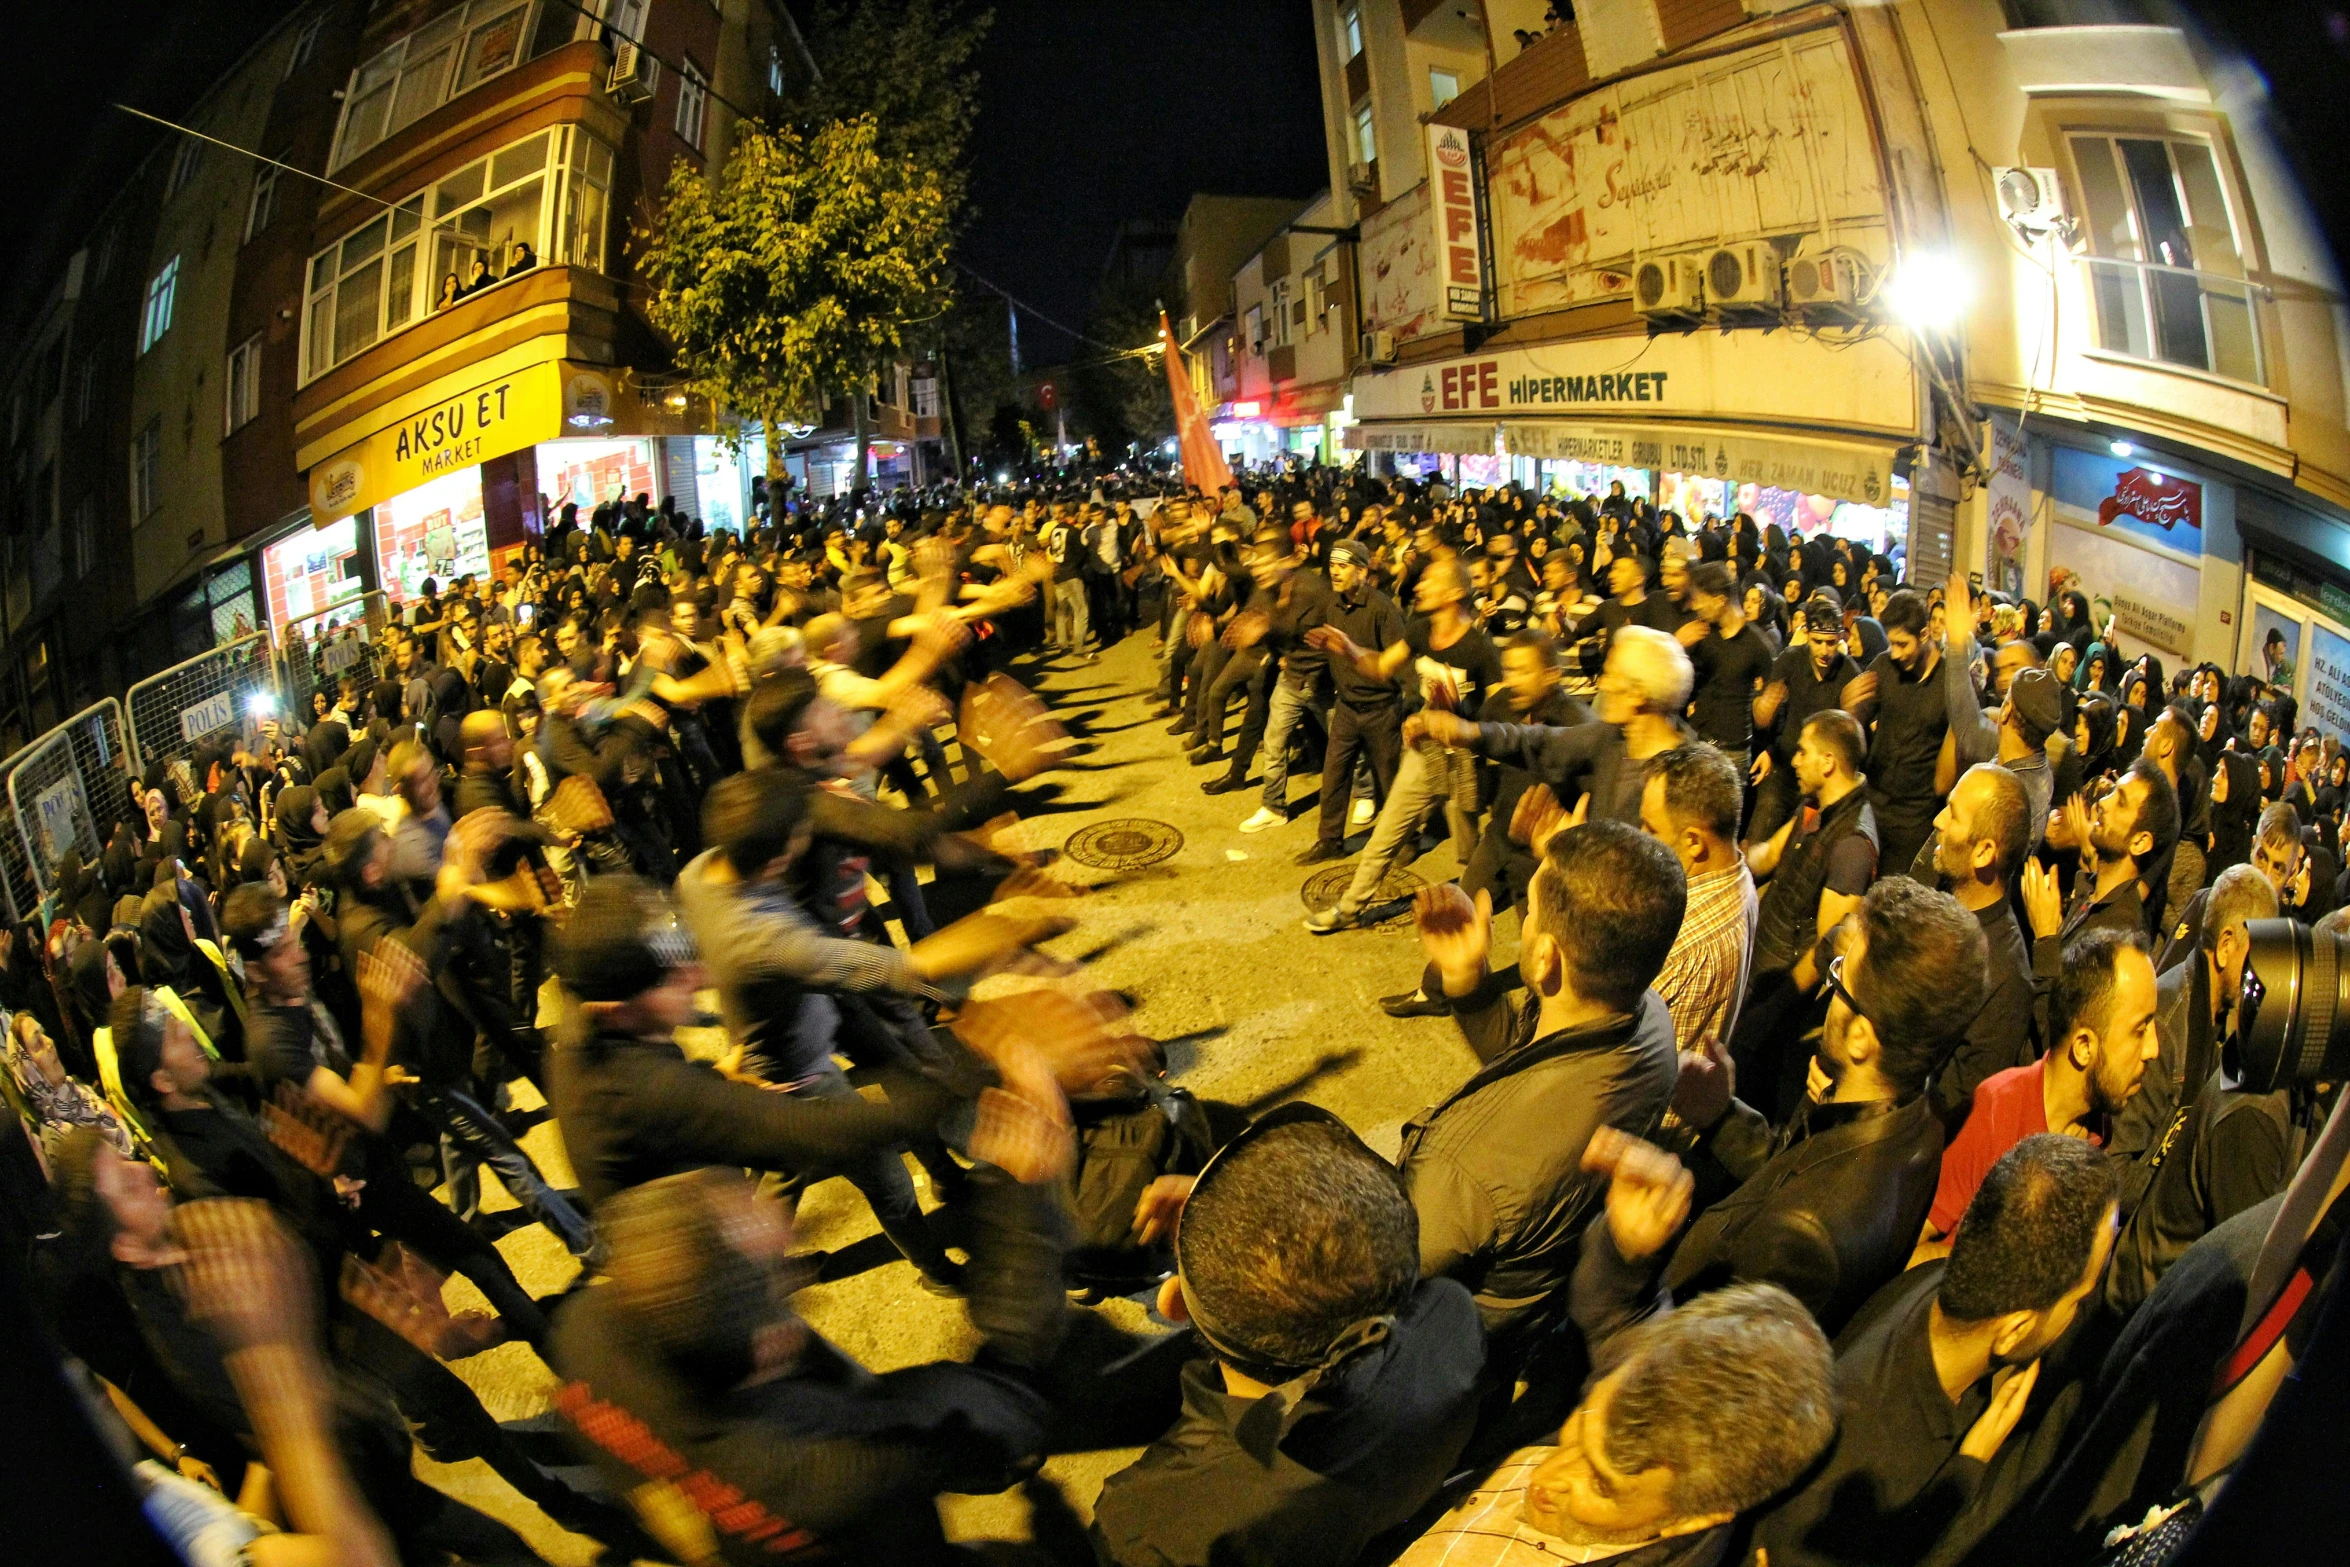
1502, 420, 1901, 509
1343, 421, 1498, 455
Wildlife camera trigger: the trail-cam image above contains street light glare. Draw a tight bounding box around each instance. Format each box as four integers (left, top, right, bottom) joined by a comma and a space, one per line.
1882, 250, 1970, 333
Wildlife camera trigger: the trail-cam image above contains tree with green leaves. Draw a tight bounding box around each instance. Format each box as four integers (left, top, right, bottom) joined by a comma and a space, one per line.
637, 114, 951, 494
641, 0, 990, 497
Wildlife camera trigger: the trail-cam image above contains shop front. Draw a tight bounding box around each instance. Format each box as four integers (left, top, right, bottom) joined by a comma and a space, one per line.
302, 357, 725, 609
2042, 443, 2242, 673
1349, 330, 1919, 538
258, 514, 371, 631
2228, 486, 2350, 736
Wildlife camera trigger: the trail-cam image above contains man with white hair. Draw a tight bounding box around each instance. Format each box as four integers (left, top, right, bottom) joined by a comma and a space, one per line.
1413, 624, 1696, 827
1307, 626, 1692, 934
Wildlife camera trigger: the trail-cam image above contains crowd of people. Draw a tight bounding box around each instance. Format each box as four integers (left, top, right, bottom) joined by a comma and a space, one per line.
2, 460, 2346, 1567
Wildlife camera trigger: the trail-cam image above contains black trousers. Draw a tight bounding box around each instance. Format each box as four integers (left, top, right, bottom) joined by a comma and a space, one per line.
1462, 818, 1541, 914
1197, 647, 1267, 754
1317, 702, 1404, 847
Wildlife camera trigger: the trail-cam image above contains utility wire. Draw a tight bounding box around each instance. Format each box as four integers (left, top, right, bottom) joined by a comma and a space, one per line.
112, 103, 405, 214
953, 261, 1137, 355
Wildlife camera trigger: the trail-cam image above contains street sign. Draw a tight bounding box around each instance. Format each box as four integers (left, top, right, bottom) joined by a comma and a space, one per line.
179, 690, 238, 742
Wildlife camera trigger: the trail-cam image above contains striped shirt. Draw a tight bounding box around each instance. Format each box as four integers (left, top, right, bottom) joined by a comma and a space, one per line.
1652, 856, 1758, 1051
1391, 1448, 1623, 1566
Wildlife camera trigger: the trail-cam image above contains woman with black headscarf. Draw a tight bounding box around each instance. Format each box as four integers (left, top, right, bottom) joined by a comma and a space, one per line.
64, 933, 123, 1053
2074, 692, 2120, 782
2208, 750, 2262, 875
2193, 697, 2230, 770
312, 766, 355, 820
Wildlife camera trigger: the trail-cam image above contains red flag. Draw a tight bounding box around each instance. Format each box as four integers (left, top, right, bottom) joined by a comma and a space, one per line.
1161, 312, 1234, 494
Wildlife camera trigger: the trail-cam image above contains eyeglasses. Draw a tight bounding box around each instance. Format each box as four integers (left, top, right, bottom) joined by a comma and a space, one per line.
1825, 954, 1868, 1025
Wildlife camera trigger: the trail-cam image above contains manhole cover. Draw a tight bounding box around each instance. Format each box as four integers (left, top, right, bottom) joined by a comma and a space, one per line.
1063, 818, 1185, 871
1300, 864, 1426, 915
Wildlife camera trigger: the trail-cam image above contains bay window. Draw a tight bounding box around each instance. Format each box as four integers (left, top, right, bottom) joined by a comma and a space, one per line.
333, 1, 542, 170
300, 126, 614, 384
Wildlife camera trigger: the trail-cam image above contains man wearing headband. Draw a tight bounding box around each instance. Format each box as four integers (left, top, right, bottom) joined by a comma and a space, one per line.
546, 876, 970, 1211
223, 881, 555, 1346
1092, 1104, 1486, 1566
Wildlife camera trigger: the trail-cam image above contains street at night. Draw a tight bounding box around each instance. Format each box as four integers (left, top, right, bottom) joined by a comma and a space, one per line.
6, 3, 2350, 1565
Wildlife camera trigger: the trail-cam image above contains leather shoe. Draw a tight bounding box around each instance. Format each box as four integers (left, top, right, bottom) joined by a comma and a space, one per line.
1188, 745, 1223, 767
1380, 988, 1449, 1019
1201, 773, 1248, 795
1294, 841, 1347, 866
1167, 717, 1193, 736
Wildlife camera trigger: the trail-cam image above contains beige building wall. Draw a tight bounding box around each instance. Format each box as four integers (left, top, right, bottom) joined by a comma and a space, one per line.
127, 22, 305, 612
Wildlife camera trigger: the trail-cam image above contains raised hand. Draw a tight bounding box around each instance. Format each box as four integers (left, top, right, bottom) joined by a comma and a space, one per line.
1130, 1174, 1197, 1247
959, 674, 1075, 783
1414, 883, 1492, 997
1415, 708, 1474, 748
2020, 858, 2065, 940
1670, 1033, 1735, 1132
1960, 1359, 2042, 1464
1581, 1126, 1695, 1263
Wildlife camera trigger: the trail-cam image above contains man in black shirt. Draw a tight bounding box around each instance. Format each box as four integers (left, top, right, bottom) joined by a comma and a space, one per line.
1844, 588, 1948, 881
1305, 557, 1501, 932
1749, 593, 1861, 849
1213, 529, 1335, 833
2021, 759, 2178, 1040
1927, 764, 2040, 1130
1749, 1135, 2120, 1567
1295, 539, 1408, 865
1736, 709, 1879, 1122
1677, 561, 1775, 771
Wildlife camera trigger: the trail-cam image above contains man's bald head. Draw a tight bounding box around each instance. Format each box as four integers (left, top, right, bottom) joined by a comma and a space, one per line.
461, 710, 512, 767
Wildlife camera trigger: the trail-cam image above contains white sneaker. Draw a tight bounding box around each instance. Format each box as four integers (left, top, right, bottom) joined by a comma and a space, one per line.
1238, 807, 1286, 834
1350, 796, 1376, 828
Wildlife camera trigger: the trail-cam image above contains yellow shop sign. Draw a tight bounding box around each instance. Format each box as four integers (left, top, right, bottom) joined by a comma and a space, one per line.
308, 362, 561, 524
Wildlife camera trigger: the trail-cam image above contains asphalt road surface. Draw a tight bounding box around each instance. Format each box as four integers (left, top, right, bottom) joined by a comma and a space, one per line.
431, 628, 1521, 1561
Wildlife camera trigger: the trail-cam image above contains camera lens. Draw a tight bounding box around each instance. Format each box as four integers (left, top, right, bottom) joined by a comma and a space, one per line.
2235, 918, 2350, 1094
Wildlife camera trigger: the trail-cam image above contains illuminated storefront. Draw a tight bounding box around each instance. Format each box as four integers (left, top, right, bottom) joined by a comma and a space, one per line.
374, 467, 491, 604
260, 515, 369, 629
537, 438, 657, 512
692, 436, 749, 534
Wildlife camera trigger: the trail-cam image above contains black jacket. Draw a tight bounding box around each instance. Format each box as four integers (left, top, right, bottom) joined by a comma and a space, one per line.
547, 1025, 958, 1211
1090, 1278, 1485, 1567
1666, 1092, 1945, 1338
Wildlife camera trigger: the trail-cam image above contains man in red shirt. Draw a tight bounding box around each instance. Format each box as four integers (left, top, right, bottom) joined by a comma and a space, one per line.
1914, 926, 2158, 1259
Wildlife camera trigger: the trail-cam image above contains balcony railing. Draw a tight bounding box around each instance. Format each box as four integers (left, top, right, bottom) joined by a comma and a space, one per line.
2079, 255, 2265, 388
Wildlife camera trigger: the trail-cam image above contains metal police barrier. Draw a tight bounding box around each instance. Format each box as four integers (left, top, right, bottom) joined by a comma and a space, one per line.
0, 699, 136, 923
126, 633, 277, 783
274, 591, 390, 720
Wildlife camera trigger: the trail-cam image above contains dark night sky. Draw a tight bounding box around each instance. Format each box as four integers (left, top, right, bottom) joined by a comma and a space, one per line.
3, 2, 2346, 349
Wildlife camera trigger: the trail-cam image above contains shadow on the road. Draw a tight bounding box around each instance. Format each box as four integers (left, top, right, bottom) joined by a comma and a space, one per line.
1155, 1023, 1229, 1076
810, 1231, 905, 1286
1069, 925, 1156, 964
1235, 1048, 1365, 1116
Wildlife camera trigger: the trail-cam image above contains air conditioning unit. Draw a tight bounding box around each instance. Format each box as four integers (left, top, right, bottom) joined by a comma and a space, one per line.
1994, 166, 2064, 233
1705, 243, 1782, 311
1346, 161, 1376, 196
1360, 329, 1398, 365
1632, 254, 1704, 321
607, 41, 658, 104
1785, 245, 1871, 315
